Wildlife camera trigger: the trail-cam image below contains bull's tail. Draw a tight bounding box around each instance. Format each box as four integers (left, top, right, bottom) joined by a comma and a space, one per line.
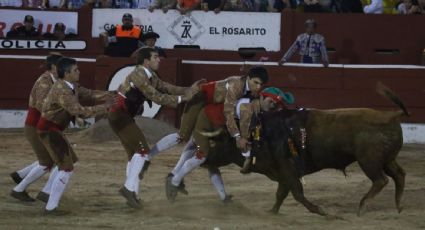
376, 82, 410, 117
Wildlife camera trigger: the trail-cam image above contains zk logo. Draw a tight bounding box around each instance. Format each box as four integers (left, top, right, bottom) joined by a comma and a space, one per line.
168, 16, 205, 45
181, 21, 192, 38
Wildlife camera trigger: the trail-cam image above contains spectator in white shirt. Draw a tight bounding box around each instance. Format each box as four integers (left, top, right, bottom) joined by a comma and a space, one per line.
0, 0, 22, 6
398, 0, 422, 14
363, 0, 383, 14
42, 0, 66, 8
133, 0, 155, 8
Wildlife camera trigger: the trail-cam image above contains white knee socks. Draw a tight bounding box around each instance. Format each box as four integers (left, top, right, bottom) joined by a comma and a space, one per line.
45, 170, 73, 211
13, 163, 48, 192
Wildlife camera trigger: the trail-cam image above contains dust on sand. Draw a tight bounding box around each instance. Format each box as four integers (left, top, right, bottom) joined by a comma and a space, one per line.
1, 119, 425, 230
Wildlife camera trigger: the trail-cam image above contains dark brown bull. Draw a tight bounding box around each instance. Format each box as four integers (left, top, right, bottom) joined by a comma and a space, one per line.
202, 83, 407, 216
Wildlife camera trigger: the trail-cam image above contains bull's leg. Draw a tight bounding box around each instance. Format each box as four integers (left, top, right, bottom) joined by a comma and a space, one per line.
384, 160, 406, 213
268, 181, 290, 214
290, 179, 327, 216
357, 161, 389, 216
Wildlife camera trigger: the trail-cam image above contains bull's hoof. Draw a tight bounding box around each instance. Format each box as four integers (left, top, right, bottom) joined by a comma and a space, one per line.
397, 205, 404, 213
357, 205, 367, 217
325, 214, 345, 221
316, 206, 328, 216
267, 208, 279, 215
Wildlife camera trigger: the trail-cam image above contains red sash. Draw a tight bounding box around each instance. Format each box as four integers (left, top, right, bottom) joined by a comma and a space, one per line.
25, 107, 41, 127
37, 117, 65, 132
204, 103, 225, 127
110, 94, 127, 113
201, 82, 216, 104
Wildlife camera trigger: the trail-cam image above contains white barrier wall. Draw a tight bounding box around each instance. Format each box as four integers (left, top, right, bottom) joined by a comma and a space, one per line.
1, 110, 424, 144
91, 9, 281, 51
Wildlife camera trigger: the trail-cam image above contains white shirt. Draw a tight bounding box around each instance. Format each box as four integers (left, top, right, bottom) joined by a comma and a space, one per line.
64, 80, 75, 91
49, 73, 57, 83
244, 79, 250, 94
397, 3, 408, 14
48, 0, 62, 7
142, 66, 153, 79
236, 98, 251, 119
363, 0, 383, 14
134, 0, 155, 8
0, 0, 22, 6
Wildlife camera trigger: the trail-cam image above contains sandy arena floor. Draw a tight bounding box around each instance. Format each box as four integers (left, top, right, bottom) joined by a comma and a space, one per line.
0, 127, 424, 230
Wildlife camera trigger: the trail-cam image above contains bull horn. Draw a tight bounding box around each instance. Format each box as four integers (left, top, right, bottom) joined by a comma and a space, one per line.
198, 128, 224, 137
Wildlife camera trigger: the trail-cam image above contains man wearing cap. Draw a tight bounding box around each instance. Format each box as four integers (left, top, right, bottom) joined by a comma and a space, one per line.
101, 13, 143, 57
42, 23, 77, 41
238, 87, 295, 173
131, 32, 166, 58
280, 19, 328, 67
165, 87, 293, 201
7, 15, 39, 38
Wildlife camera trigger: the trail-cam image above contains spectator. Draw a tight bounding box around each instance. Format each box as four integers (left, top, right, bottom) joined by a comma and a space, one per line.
42, 0, 66, 8
42, 23, 77, 40
266, 0, 292, 12
397, 0, 422, 13
280, 19, 328, 67
111, 0, 133, 7
133, 0, 155, 8
100, 13, 143, 57
22, 0, 43, 8
177, 0, 201, 14
66, 0, 88, 8
6, 15, 39, 38
131, 32, 167, 58
148, 0, 176, 12
0, 0, 22, 6
363, 0, 383, 13
142, 32, 166, 57
223, 0, 255, 11
419, 0, 425, 11
331, 0, 363, 13
91, 0, 112, 7
301, 0, 326, 12
201, 0, 225, 13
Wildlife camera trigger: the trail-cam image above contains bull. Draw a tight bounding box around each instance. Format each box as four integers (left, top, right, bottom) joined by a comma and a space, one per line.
200, 83, 407, 217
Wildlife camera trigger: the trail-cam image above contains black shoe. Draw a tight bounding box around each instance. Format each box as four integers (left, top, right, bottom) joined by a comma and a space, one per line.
10, 190, 35, 202
10, 172, 23, 184
138, 161, 151, 180
36, 191, 49, 203
167, 173, 188, 195
178, 180, 189, 195
240, 157, 252, 174
222, 194, 234, 204
165, 175, 178, 203
43, 208, 71, 216
119, 186, 141, 209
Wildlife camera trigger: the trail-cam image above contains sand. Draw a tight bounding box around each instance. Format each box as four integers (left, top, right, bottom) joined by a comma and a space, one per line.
0, 120, 424, 230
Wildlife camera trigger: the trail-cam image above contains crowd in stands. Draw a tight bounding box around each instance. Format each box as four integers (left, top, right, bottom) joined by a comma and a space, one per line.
5, 15, 77, 40
0, 0, 424, 14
